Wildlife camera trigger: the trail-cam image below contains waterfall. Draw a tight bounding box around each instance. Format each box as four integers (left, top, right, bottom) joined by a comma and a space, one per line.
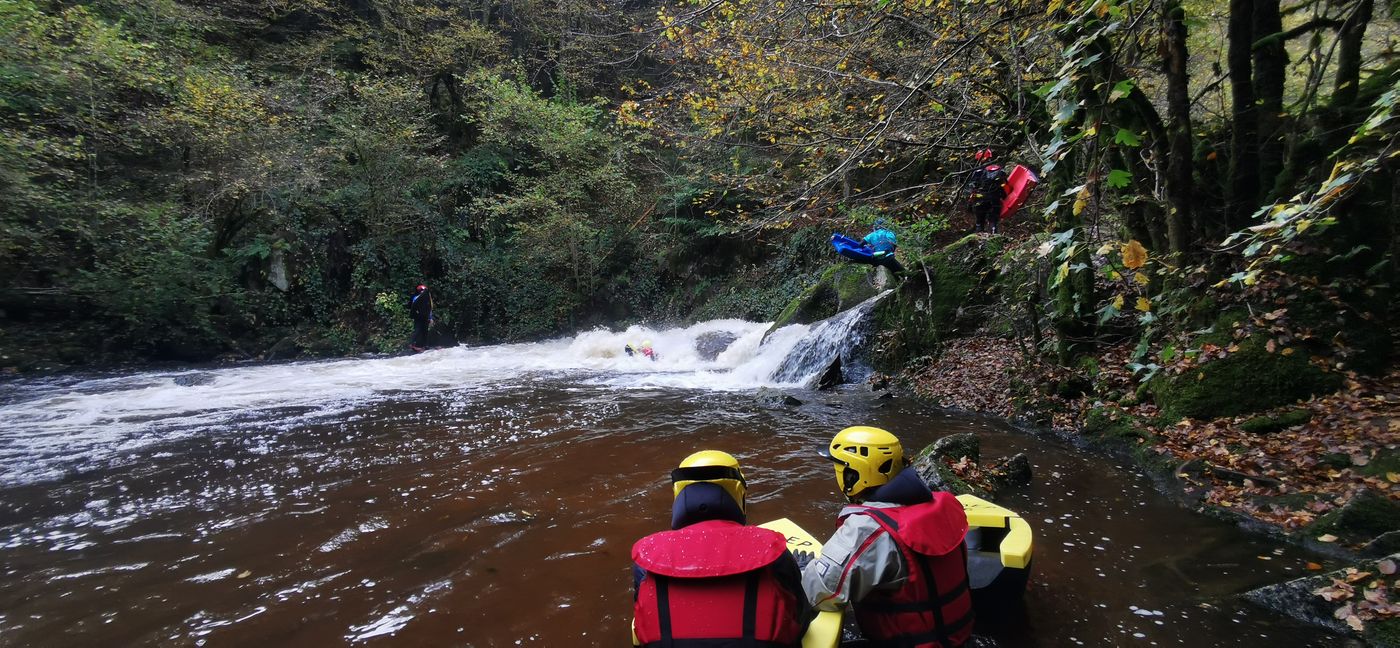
767, 290, 891, 387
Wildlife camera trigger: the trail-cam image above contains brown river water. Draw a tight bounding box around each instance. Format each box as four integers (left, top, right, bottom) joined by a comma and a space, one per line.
0, 317, 1347, 647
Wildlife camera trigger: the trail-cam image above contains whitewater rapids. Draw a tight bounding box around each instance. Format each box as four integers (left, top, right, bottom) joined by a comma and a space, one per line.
0, 294, 887, 486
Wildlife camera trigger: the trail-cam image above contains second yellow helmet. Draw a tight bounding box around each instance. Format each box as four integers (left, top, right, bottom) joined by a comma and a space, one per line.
822, 426, 904, 499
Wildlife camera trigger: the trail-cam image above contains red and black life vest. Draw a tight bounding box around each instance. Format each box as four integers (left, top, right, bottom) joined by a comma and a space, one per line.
968, 165, 1008, 205
839, 492, 974, 648
632, 519, 804, 648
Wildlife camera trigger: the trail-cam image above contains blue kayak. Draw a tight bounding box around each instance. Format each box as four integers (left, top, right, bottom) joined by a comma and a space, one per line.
832, 232, 905, 273
832, 233, 878, 263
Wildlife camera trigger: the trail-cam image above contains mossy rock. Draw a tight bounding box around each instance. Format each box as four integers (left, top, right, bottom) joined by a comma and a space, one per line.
1082, 409, 1178, 475
911, 443, 987, 498
1369, 617, 1400, 648
926, 432, 980, 464
1244, 553, 1400, 641
1054, 375, 1093, 399
870, 236, 999, 369
1083, 408, 1153, 443
770, 264, 879, 331
1149, 329, 1341, 421
1360, 448, 1400, 479
1239, 409, 1313, 435
1308, 489, 1400, 544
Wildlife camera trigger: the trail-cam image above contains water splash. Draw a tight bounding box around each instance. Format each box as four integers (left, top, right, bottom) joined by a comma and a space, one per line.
768, 290, 890, 386
0, 300, 892, 486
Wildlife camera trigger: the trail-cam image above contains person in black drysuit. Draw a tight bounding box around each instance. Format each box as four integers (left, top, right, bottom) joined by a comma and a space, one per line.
408, 284, 434, 352
966, 149, 1009, 234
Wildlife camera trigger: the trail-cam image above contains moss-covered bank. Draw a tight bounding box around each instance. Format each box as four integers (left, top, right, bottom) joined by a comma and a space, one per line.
870, 234, 1008, 370
1147, 310, 1343, 421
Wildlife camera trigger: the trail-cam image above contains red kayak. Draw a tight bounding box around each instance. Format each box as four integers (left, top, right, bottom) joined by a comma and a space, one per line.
998, 165, 1039, 219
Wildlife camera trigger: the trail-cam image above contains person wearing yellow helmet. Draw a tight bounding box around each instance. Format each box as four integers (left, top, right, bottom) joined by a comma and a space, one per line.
799, 427, 974, 647
631, 451, 812, 647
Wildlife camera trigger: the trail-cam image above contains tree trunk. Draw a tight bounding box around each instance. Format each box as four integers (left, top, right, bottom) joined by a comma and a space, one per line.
1227, 0, 1259, 228
1162, 0, 1193, 258
1253, 0, 1287, 201
1332, 0, 1374, 109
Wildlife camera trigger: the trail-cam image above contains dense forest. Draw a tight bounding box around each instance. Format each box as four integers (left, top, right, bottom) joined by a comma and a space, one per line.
0, 0, 1395, 371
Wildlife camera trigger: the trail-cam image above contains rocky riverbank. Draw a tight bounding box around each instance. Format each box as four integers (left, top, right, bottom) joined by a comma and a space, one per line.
766, 232, 1399, 643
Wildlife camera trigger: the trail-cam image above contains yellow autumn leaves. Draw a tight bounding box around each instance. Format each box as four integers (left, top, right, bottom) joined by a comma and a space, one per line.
1121, 239, 1147, 269
1104, 239, 1152, 315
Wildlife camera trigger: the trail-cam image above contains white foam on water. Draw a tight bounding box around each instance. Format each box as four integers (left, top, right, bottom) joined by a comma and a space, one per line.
0, 296, 889, 486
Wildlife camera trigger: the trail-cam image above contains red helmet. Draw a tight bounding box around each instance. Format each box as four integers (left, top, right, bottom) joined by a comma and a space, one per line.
416, 284, 427, 292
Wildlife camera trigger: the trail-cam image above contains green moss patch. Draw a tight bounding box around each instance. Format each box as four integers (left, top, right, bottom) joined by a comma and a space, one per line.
1239, 409, 1313, 435
1149, 329, 1341, 421
1360, 448, 1400, 479
1308, 490, 1400, 544
769, 263, 878, 331
1368, 617, 1400, 648
870, 236, 1002, 369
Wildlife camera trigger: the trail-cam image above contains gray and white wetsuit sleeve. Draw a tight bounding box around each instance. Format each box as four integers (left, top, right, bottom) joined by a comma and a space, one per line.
800, 511, 907, 612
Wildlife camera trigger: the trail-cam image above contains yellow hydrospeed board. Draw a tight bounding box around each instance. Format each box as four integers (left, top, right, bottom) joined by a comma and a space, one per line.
758, 518, 842, 648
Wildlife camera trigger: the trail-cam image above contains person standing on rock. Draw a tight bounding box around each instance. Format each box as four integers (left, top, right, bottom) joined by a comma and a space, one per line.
408, 284, 434, 353
862, 219, 905, 274
966, 149, 1009, 235
798, 426, 974, 648
631, 450, 813, 647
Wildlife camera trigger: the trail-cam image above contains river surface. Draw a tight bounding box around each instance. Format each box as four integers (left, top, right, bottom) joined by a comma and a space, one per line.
0, 317, 1344, 646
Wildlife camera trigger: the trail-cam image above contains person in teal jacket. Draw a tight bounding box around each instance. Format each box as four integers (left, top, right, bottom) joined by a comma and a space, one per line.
863, 219, 897, 253
862, 219, 903, 273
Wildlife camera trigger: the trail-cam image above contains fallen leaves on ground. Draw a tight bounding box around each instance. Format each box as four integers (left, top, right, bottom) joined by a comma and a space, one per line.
905, 337, 1019, 417
1148, 370, 1400, 531
1313, 564, 1400, 632
905, 335, 1399, 537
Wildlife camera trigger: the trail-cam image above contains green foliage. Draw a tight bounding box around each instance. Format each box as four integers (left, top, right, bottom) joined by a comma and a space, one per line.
370, 291, 413, 352
75, 204, 234, 356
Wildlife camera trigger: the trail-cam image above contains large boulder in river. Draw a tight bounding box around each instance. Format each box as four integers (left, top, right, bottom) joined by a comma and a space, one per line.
173, 373, 216, 387
928, 432, 980, 464
911, 433, 987, 497
755, 387, 803, 407
695, 331, 738, 361
769, 264, 880, 333
816, 357, 843, 390
986, 452, 1033, 490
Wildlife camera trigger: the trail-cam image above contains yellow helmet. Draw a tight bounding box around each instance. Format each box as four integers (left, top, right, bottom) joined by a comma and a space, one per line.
822, 426, 904, 499
671, 450, 747, 512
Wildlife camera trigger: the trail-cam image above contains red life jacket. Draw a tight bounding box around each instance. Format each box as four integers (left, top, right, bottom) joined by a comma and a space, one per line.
632, 519, 804, 648
839, 492, 974, 648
